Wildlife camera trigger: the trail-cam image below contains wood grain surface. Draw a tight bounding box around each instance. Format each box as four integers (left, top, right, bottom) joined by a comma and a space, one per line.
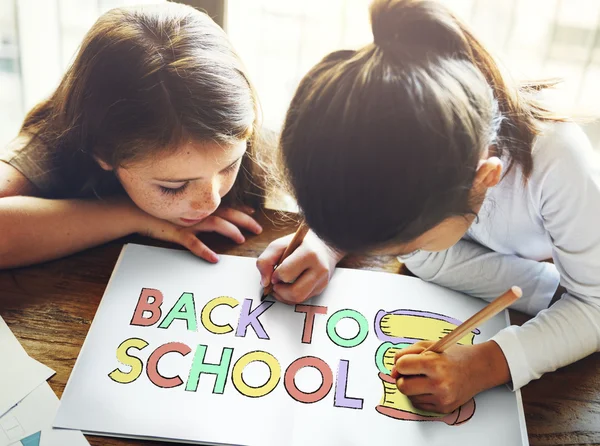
0, 209, 598, 445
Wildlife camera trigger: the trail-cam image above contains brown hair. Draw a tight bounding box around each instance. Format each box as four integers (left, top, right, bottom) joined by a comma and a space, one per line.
20, 2, 265, 205
279, 0, 564, 253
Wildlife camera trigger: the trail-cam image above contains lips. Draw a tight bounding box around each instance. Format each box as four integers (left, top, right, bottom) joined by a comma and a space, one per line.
180, 217, 206, 224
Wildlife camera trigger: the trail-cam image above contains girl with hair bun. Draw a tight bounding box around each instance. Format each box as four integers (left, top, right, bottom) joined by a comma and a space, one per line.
257, 0, 600, 414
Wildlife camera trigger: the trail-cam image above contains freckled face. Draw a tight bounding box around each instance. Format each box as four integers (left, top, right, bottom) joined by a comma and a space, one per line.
115, 139, 247, 226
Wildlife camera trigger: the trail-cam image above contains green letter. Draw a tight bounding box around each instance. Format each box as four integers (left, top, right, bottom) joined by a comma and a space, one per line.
186, 344, 233, 394
326, 309, 369, 348
158, 292, 197, 331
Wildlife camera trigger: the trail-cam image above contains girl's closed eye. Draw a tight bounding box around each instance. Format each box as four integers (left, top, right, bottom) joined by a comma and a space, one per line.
221, 158, 242, 176
159, 182, 189, 195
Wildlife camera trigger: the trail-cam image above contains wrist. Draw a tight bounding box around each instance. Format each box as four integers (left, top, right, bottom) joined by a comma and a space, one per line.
471, 341, 511, 391
107, 195, 148, 235
307, 229, 346, 264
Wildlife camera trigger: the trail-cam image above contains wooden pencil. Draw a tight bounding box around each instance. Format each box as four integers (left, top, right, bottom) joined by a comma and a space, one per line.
261, 220, 310, 300
424, 286, 523, 354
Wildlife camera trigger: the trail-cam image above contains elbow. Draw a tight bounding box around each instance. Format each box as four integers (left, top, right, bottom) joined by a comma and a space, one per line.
0, 229, 27, 270
402, 251, 444, 282
0, 230, 10, 269
0, 245, 18, 270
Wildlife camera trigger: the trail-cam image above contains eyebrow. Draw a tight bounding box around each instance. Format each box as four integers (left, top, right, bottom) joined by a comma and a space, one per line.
154, 156, 243, 183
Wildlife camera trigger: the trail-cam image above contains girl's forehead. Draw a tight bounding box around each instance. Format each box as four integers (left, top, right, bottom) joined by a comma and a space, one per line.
124, 139, 247, 177
170, 139, 246, 160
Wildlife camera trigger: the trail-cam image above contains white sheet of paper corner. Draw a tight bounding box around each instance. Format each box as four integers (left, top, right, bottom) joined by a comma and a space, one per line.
0, 319, 55, 418
0, 382, 88, 446
0, 317, 19, 351
0, 316, 88, 446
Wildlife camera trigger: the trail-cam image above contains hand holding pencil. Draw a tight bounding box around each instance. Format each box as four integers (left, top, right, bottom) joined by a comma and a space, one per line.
261, 221, 310, 299
390, 286, 521, 414
256, 221, 343, 304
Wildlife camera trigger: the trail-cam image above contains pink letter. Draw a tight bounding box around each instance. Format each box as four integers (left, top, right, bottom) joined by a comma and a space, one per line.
295, 305, 328, 344
130, 288, 163, 327
147, 342, 192, 388
284, 356, 333, 404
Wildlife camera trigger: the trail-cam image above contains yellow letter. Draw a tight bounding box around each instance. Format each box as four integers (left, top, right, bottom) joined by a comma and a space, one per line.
108, 337, 148, 384
201, 296, 239, 335
232, 350, 281, 398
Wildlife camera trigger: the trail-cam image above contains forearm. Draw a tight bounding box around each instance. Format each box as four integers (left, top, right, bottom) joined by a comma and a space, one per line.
403, 239, 560, 316
0, 196, 142, 268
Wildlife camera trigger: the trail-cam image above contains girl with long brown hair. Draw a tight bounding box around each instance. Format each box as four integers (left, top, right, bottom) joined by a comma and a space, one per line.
257, 0, 600, 414
0, 2, 266, 268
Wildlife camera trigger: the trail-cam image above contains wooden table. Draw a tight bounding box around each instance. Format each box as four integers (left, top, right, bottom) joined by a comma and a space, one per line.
0, 209, 598, 446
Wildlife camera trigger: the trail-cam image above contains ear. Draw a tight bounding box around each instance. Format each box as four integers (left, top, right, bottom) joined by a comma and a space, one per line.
473, 156, 503, 190
93, 155, 113, 171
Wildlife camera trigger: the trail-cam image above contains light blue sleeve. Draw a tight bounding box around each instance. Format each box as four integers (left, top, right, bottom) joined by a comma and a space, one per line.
492, 123, 600, 390
402, 240, 560, 316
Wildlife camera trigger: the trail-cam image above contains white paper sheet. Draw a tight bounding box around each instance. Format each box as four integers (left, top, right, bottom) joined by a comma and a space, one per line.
0, 319, 55, 418
0, 318, 21, 352
0, 317, 88, 446
55, 244, 529, 446
0, 383, 88, 446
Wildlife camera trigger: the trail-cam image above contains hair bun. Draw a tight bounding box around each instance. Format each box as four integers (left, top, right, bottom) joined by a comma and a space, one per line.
370, 0, 403, 47
370, 0, 468, 58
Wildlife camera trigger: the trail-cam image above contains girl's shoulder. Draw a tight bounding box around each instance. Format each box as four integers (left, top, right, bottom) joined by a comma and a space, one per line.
531, 121, 597, 174
0, 132, 61, 195
525, 122, 599, 209
0, 133, 120, 199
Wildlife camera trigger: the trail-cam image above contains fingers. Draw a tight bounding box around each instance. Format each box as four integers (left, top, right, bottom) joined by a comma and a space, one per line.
193, 216, 245, 244
395, 375, 435, 397
239, 205, 256, 215
395, 369, 459, 414
141, 218, 220, 263
266, 236, 335, 303
393, 351, 439, 377
256, 234, 294, 287
394, 341, 433, 362
410, 394, 457, 414
175, 231, 219, 264
391, 342, 437, 380
271, 242, 325, 285
215, 207, 262, 234
409, 396, 439, 412
271, 269, 327, 305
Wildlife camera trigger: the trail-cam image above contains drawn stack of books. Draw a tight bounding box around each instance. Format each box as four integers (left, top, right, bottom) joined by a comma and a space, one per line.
373, 308, 480, 425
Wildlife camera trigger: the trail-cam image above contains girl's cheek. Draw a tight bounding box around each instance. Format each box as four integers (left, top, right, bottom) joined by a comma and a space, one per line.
141, 192, 174, 217
156, 198, 179, 216
220, 174, 237, 197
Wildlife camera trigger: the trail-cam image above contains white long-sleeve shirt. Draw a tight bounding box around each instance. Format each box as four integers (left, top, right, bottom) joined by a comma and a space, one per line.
402, 122, 600, 390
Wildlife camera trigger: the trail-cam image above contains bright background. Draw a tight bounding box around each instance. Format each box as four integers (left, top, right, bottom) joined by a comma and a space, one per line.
1, 0, 599, 150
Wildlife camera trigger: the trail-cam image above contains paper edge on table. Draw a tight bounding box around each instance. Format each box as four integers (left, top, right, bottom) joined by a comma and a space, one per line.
504, 309, 530, 446
80, 430, 242, 446
53, 244, 131, 429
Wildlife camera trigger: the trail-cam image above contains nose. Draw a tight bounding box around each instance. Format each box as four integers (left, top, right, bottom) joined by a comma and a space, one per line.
190, 180, 221, 215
